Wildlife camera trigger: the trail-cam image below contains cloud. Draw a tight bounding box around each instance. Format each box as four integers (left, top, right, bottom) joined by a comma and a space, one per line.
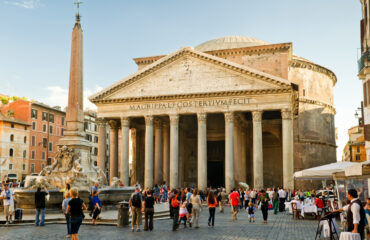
4, 0, 42, 9
38, 85, 102, 111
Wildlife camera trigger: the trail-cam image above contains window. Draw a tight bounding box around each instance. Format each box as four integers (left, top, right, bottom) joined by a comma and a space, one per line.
94, 136, 98, 143
48, 142, 52, 151
61, 117, 65, 126
31, 164, 35, 173
303, 89, 306, 97
24, 136, 27, 143
31, 136, 36, 146
11, 123, 14, 128
42, 112, 48, 121
94, 147, 98, 156
41, 164, 44, 170
49, 125, 53, 134
49, 113, 54, 123
61, 128, 64, 136
9, 148, 13, 157
42, 152, 46, 160
24, 126, 27, 130
31, 151, 35, 159
32, 122, 36, 130
94, 124, 97, 132
84, 122, 88, 131
356, 154, 361, 161
47, 158, 52, 165
43, 124, 46, 132
42, 138, 47, 148
357, 146, 360, 153
10, 134, 14, 142
9, 164, 13, 170
22, 164, 26, 171
23, 150, 26, 158
31, 109, 38, 119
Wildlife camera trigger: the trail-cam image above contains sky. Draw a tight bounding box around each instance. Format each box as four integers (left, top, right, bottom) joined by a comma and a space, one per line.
0, 0, 362, 161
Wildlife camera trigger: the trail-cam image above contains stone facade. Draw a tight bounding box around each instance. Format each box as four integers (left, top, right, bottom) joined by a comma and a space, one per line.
90, 36, 337, 191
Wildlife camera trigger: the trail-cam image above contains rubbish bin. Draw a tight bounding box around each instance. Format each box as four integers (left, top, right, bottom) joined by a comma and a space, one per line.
117, 201, 129, 227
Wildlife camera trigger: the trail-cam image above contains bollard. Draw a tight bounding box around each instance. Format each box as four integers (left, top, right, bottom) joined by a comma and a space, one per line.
117, 201, 129, 227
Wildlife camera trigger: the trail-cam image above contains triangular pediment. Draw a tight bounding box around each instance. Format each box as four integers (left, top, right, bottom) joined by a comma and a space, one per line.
90, 47, 291, 102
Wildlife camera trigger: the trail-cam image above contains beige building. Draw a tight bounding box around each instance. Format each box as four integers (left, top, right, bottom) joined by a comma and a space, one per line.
90, 36, 337, 191
342, 126, 366, 162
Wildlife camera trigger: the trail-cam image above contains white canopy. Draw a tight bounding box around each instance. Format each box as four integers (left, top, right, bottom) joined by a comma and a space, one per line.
294, 162, 358, 180
344, 160, 370, 177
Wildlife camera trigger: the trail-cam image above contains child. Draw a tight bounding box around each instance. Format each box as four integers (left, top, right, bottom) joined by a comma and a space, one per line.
179, 201, 189, 228
246, 202, 255, 223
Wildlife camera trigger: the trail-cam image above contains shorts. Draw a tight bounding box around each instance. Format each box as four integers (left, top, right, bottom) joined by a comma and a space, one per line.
4, 204, 14, 217
248, 214, 255, 218
70, 216, 83, 234
232, 205, 239, 212
92, 208, 101, 220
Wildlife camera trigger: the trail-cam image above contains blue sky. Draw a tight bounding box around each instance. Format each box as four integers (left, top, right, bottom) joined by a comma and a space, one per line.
0, 0, 362, 160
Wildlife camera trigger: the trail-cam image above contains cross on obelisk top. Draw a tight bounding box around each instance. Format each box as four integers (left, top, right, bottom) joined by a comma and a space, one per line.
74, 0, 83, 15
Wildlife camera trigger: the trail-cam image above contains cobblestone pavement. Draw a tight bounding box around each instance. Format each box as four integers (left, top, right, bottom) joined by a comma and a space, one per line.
1, 207, 323, 240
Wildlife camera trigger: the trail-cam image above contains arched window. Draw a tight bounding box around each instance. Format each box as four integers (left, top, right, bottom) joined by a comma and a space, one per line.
10, 134, 14, 142
9, 148, 13, 157
23, 150, 26, 158
24, 136, 27, 143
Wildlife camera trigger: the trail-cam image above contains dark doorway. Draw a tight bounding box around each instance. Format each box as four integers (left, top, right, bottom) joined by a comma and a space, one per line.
207, 141, 225, 188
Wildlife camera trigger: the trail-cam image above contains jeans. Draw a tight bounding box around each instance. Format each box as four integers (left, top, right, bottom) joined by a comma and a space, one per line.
279, 198, 285, 212
35, 208, 46, 226
172, 208, 179, 230
208, 207, 215, 226
144, 208, 154, 231
65, 214, 71, 235
261, 205, 268, 221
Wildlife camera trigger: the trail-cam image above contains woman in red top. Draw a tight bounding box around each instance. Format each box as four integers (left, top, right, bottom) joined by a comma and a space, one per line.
207, 191, 218, 227
313, 194, 324, 210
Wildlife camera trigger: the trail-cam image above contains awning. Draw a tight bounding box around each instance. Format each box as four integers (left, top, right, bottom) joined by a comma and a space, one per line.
344, 160, 370, 176
294, 162, 358, 180
7, 173, 17, 179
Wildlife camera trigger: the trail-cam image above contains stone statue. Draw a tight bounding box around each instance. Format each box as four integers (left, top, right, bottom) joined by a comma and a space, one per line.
110, 177, 120, 188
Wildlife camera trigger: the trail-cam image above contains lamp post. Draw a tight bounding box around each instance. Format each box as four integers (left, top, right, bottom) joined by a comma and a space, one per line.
354, 102, 364, 127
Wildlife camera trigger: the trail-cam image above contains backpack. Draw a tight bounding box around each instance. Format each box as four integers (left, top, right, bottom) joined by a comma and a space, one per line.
171, 197, 179, 208
131, 193, 141, 208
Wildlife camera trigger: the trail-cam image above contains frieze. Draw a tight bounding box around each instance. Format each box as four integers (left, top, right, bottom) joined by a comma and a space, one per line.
290, 59, 337, 84
298, 97, 336, 114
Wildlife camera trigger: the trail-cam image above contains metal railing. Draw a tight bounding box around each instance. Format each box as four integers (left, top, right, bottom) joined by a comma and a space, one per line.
358, 49, 370, 73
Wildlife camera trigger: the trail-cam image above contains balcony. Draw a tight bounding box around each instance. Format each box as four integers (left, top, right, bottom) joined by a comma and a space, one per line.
358, 49, 370, 74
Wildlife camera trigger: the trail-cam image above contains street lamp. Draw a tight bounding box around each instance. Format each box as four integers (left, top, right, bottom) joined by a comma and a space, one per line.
354, 104, 363, 126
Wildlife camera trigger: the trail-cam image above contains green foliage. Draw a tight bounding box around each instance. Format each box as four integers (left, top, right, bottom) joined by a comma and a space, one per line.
1, 97, 9, 104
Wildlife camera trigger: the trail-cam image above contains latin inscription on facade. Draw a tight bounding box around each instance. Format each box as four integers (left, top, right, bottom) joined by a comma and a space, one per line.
129, 98, 250, 110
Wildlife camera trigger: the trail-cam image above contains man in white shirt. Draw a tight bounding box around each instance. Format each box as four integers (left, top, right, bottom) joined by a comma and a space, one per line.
0, 183, 15, 225
334, 189, 365, 239
278, 187, 286, 212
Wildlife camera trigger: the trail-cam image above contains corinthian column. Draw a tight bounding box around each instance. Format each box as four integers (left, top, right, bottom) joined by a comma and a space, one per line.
120, 117, 130, 186
162, 121, 170, 185
97, 118, 107, 171
154, 118, 163, 185
224, 112, 235, 193
108, 120, 119, 183
197, 112, 207, 190
282, 109, 294, 190
144, 116, 154, 189
169, 114, 179, 189
252, 111, 263, 189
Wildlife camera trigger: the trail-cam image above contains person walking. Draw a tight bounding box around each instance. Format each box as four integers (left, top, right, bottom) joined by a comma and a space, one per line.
67, 188, 87, 240
207, 191, 217, 227
272, 188, 279, 214
250, 189, 257, 204
0, 183, 15, 225
143, 190, 155, 231
190, 189, 202, 228
35, 186, 49, 226
91, 190, 102, 225
62, 192, 72, 238
229, 188, 240, 221
258, 189, 270, 224
153, 184, 160, 203
278, 187, 286, 212
219, 188, 228, 213
171, 189, 180, 231
129, 187, 143, 232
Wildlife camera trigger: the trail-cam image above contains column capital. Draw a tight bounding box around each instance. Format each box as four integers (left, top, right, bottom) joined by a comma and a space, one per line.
169, 114, 179, 125
252, 111, 263, 122
120, 117, 130, 127
145, 115, 154, 126
108, 119, 119, 129
162, 121, 169, 128
224, 112, 234, 123
281, 109, 293, 120
197, 112, 207, 123
154, 118, 162, 129
97, 118, 107, 125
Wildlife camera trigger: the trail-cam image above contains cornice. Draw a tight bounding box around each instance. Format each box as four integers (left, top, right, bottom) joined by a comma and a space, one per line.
133, 55, 166, 65
90, 48, 292, 103
290, 59, 337, 85
297, 138, 337, 148
298, 97, 336, 114
93, 88, 293, 104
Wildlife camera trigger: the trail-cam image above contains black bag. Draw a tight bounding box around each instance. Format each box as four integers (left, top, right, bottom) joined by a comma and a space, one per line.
131, 193, 141, 208
15, 208, 22, 220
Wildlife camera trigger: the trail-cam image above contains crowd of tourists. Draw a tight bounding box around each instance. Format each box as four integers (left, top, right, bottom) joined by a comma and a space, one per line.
1, 179, 370, 239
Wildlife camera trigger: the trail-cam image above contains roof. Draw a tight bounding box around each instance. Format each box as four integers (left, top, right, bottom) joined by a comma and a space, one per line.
195, 36, 269, 52
0, 114, 31, 126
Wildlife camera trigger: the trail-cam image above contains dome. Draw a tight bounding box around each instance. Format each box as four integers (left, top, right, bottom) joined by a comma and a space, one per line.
195, 36, 269, 52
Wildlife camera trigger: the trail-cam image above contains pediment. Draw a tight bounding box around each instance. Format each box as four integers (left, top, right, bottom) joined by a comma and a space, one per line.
90, 48, 291, 102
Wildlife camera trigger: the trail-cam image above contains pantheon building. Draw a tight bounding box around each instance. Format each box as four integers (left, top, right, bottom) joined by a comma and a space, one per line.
90, 36, 337, 192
